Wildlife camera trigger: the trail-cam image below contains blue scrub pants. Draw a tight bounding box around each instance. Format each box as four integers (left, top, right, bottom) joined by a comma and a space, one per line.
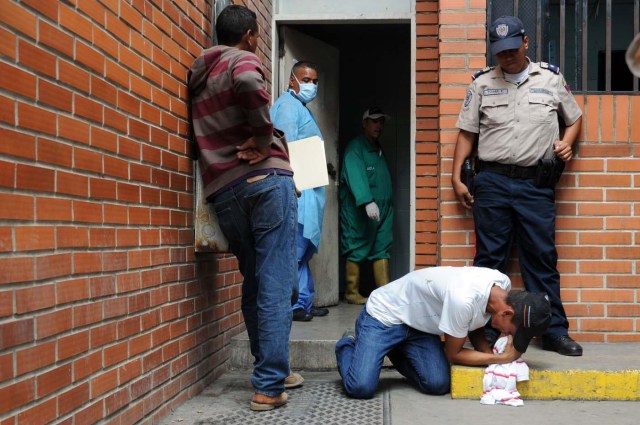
292, 223, 316, 313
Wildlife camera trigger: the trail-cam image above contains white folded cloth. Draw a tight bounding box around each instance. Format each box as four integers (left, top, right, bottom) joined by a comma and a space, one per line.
480, 336, 529, 406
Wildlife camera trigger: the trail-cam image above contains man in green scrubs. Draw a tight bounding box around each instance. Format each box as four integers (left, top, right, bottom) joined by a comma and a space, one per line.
339, 107, 394, 304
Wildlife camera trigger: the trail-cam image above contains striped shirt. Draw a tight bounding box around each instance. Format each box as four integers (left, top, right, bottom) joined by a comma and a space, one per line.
188, 45, 292, 199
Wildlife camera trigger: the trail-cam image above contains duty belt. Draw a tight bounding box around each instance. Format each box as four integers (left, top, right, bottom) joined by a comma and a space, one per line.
478, 160, 537, 179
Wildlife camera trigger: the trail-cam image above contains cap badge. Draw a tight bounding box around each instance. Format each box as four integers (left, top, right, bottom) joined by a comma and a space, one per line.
496, 24, 509, 38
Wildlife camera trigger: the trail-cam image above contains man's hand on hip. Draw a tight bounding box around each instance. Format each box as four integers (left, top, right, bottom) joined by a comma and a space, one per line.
237, 137, 270, 164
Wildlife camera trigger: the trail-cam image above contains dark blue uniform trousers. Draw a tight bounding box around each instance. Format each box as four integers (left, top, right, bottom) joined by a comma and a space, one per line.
472, 171, 569, 338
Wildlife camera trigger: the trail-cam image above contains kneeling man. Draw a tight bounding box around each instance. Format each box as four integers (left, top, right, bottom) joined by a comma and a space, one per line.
335, 266, 551, 399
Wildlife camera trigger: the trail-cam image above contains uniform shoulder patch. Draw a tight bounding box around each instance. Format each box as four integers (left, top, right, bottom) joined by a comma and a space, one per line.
539, 62, 560, 74
472, 66, 494, 80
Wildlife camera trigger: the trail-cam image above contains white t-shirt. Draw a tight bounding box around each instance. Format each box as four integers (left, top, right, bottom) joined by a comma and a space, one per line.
503, 65, 530, 85
365, 266, 511, 338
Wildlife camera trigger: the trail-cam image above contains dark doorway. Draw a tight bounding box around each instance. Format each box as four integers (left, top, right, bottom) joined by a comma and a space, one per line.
288, 23, 411, 291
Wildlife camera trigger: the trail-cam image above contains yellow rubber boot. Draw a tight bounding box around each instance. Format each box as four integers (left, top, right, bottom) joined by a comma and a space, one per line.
373, 259, 390, 288
344, 260, 367, 305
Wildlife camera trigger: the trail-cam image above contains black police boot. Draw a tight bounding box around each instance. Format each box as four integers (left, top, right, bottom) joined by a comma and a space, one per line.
542, 335, 583, 356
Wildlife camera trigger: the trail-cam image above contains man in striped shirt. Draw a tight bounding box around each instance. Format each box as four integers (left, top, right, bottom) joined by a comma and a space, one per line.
188, 5, 300, 411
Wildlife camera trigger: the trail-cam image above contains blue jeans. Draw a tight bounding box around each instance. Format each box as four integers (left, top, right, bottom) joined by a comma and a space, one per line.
212, 174, 298, 396
473, 171, 569, 337
292, 223, 316, 313
335, 308, 450, 399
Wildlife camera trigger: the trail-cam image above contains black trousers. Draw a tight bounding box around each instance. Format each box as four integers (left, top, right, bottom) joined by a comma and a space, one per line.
472, 171, 569, 338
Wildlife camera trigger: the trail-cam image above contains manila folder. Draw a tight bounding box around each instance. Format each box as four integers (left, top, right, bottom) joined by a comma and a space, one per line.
287, 136, 329, 191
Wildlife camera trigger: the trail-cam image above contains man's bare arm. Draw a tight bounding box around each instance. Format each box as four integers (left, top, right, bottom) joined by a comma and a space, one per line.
451, 129, 477, 209
554, 116, 582, 162
444, 333, 520, 366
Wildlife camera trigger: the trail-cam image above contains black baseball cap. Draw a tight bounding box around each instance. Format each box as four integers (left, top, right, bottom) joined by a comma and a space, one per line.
489, 16, 526, 55
509, 291, 551, 353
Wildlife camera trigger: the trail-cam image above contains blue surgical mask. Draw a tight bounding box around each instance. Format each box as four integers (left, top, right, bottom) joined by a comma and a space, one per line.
292, 73, 318, 104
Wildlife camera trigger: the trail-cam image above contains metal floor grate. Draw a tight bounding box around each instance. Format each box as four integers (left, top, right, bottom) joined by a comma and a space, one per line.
195, 382, 387, 425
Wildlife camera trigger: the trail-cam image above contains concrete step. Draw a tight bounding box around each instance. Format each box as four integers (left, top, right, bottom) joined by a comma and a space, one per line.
451, 342, 640, 401
230, 302, 362, 370
229, 302, 640, 400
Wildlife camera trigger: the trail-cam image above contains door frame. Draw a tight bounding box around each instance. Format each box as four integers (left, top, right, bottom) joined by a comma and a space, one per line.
271, 2, 417, 271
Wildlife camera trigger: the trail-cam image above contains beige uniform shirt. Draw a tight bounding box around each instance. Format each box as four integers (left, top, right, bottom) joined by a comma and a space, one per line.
456, 60, 582, 167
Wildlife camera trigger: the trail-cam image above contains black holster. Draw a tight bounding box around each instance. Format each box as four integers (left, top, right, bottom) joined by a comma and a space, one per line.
534, 157, 565, 189
462, 157, 476, 194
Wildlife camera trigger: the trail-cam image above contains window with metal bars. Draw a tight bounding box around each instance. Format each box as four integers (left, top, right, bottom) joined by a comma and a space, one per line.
487, 0, 640, 92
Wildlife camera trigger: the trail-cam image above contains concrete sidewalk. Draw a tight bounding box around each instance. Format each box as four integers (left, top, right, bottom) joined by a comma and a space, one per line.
231, 302, 640, 400
159, 370, 640, 425
160, 302, 640, 424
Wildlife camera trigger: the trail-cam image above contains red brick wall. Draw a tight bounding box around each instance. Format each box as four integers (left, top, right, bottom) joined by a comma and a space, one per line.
2, 0, 637, 421
438, 1, 640, 342
0, 0, 275, 422
415, 0, 441, 267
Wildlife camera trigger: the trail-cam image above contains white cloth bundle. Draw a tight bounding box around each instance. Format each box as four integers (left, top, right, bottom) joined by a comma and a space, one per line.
480, 336, 529, 406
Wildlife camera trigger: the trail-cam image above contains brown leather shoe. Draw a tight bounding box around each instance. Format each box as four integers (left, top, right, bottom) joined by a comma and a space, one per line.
249, 392, 288, 411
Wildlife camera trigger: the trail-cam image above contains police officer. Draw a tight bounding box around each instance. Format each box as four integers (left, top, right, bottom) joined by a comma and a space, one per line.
451, 16, 584, 356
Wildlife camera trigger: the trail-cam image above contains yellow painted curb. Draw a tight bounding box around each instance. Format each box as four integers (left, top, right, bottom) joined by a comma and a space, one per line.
451, 367, 640, 400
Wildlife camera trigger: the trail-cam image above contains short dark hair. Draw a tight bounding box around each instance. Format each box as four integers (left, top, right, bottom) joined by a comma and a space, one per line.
291, 60, 319, 76
215, 5, 258, 46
